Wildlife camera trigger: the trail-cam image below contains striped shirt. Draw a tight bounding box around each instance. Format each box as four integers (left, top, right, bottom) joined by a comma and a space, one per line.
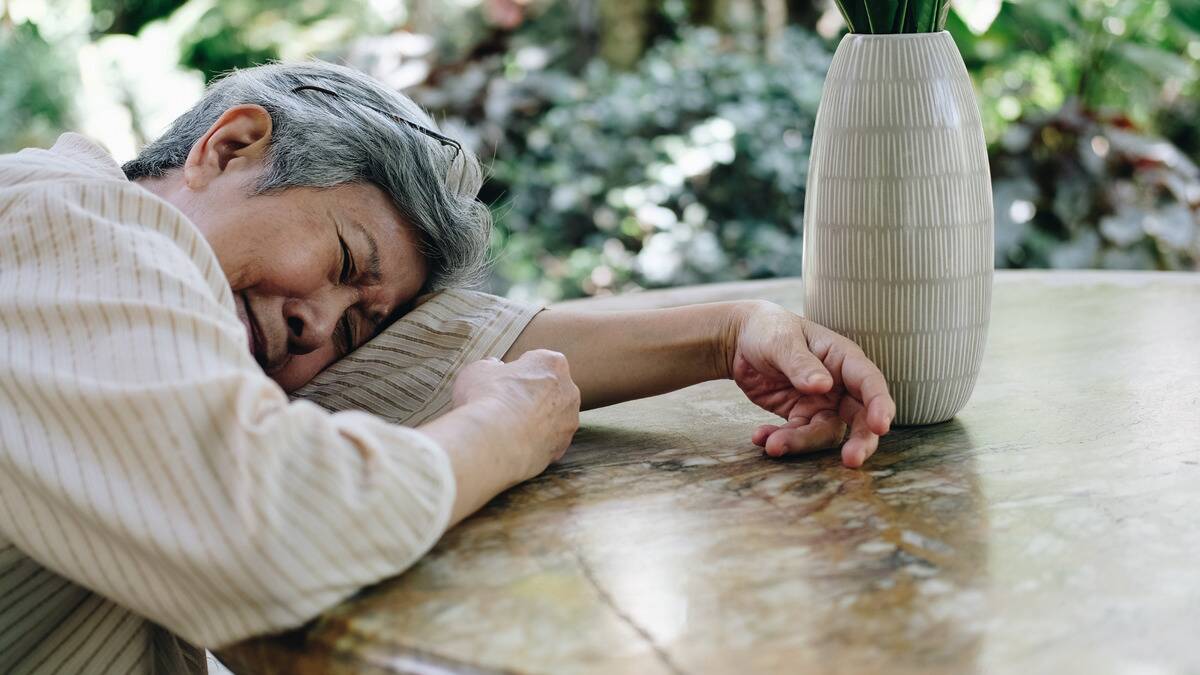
0, 134, 542, 674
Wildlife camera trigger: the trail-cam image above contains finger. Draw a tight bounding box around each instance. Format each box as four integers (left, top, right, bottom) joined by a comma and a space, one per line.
842, 425, 879, 468
838, 398, 880, 468
838, 349, 895, 435
752, 424, 780, 446
780, 348, 835, 395
775, 395, 841, 425
763, 411, 845, 457
868, 397, 894, 435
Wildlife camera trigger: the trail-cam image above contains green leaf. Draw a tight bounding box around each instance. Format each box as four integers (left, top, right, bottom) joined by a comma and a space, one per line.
877, 0, 903, 34
906, 0, 937, 32
893, 0, 911, 33
847, 3, 870, 34
864, 2, 878, 32
833, 0, 958, 34
936, 0, 954, 30
832, 1, 858, 33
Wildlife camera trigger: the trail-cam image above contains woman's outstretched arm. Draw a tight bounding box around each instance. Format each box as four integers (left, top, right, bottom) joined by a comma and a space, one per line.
503, 300, 897, 467
502, 301, 746, 410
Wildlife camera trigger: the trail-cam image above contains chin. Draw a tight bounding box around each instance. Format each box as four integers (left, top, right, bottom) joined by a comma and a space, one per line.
269, 357, 332, 393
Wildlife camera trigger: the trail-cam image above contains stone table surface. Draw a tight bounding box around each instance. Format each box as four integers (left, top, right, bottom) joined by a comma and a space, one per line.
222, 270, 1200, 675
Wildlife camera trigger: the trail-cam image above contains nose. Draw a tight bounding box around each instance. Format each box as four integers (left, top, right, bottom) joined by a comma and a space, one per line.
282, 289, 355, 356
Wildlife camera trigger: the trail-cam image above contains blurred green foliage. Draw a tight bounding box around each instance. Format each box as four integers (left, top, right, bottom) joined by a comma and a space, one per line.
91, 0, 183, 34
992, 105, 1199, 269
0, 21, 76, 151
474, 27, 829, 298
955, 0, 1200, 142
952, 0, 1200, 271
2, 0, 1197, 301
178, 0, 381, 81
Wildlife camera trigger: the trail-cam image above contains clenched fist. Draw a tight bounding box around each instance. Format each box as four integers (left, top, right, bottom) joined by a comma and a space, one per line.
453, 349, 581, 481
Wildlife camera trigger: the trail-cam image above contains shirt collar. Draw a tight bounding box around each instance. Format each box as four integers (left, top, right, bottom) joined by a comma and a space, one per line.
48, 133, 128, 181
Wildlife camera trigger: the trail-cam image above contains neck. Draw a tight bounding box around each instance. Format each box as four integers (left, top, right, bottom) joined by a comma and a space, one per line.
133, 173, 179, 202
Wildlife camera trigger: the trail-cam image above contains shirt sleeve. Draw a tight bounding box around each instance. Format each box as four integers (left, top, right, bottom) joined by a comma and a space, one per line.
0, 183, 460, 648
292, 288, 545, 426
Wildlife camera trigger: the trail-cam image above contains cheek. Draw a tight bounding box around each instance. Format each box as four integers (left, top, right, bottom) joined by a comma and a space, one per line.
251, 242, 333, 296
269, 346, 339, 393
212, 209, 332, 294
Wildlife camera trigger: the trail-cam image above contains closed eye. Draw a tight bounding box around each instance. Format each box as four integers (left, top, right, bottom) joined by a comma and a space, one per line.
338, 235, 356, 284
334, 233, 359, 355
333, 312, 355, 356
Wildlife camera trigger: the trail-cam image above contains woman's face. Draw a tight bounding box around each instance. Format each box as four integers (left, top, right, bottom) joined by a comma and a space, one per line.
139, 105, 429, 392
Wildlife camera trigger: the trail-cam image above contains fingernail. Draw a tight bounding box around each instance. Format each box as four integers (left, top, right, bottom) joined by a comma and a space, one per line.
807, 373, 825, 384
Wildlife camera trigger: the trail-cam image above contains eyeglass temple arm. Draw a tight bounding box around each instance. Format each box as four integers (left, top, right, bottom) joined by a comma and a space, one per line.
291, 84, 463, 157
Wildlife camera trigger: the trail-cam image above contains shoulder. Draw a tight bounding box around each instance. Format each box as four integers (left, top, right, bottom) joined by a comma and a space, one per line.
2, 178, 221, 294
0, 135, 229, 308
0, 135, 260, 382
0, 133, 128, 188
0, 182, 257, 386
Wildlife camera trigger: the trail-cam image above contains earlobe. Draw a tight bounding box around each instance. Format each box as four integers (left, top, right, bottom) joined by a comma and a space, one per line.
182, 104, 273, 191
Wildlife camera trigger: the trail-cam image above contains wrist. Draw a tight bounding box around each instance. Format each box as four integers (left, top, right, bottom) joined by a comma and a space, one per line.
422, 398, 525, 509
716, 300, 766, 380
473, 397, 550, 481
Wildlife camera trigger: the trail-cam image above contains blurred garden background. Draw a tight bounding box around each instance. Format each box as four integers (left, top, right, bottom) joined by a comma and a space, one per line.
2, 0, 1198, 301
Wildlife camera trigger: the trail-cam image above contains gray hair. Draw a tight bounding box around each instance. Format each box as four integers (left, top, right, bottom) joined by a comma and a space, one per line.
122, 60, 492, 293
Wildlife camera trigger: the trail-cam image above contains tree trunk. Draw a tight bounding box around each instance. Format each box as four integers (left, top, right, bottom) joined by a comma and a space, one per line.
763, 0, 786, 60
598, 0, 652, 69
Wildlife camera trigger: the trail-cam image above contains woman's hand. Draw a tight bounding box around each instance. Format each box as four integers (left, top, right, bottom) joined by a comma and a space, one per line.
725, 301, 895, 467
452, 350, 581, 479
420, 349, 580, 527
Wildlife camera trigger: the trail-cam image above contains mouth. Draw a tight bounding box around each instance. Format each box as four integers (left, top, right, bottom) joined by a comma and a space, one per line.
240, 293, 269, 370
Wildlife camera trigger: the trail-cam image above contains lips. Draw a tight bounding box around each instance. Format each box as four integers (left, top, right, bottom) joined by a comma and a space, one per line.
240, 293, 268, 369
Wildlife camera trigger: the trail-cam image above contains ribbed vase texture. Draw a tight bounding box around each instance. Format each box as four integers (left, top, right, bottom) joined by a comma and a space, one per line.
802, 32, 994, 425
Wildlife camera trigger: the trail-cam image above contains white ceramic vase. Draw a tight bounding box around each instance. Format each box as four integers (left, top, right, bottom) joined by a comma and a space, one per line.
802, 31, 994, 426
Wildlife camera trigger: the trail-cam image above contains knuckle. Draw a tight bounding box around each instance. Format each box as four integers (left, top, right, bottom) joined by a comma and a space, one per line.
518, 349, 546, 363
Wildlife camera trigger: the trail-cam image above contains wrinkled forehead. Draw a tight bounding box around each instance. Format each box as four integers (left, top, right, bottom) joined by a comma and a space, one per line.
323, 181, 429, 301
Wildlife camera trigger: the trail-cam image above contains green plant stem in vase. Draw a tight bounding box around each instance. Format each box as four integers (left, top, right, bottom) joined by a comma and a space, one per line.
833, 0, 954, 34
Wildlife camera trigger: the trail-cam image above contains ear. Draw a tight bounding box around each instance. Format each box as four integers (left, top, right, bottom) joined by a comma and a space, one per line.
182, 104, 273, 191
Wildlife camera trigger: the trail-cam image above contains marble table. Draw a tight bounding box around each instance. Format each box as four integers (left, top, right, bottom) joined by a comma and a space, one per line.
221, 270, 1200, 675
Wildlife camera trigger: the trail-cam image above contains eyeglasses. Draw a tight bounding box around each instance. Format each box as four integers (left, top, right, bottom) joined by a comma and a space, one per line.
291, 84, 462, 158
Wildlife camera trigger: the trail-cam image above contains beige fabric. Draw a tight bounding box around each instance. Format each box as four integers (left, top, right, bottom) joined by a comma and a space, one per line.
294, 288, 543, 425
0, 134, 543, 674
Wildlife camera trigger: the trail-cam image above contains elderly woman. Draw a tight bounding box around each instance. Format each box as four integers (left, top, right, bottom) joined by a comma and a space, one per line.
0, 62, 894, 673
